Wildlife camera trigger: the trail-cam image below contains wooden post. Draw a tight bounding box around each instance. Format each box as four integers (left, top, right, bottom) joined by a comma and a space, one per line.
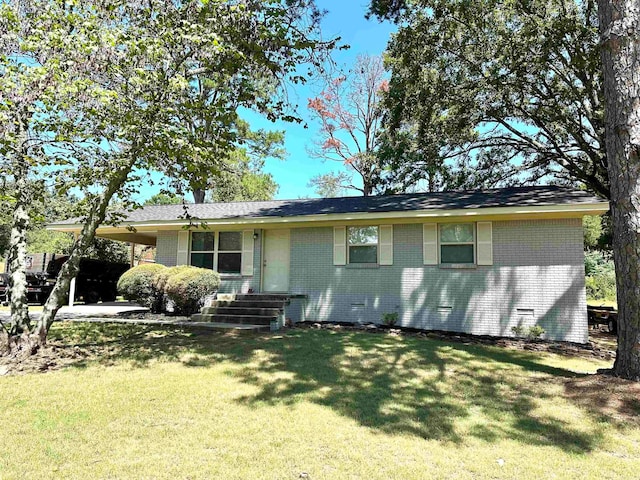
130, 242, 136, 267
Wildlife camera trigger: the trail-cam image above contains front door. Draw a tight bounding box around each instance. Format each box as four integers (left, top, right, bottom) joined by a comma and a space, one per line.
262, 229, 290, 292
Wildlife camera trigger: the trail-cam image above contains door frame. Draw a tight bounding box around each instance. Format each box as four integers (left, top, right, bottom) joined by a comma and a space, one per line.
260, 228, 291, 293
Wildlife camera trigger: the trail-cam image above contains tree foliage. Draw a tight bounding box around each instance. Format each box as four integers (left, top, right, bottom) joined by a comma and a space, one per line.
307, 171, 351, 197
208, 152, 279, 202
307, 54, 388, 196
1, 0, 336, 352
1, 183, 128, 262
206, 124, 282, 202
371, 0, 607, 196
144, 193, 186, 206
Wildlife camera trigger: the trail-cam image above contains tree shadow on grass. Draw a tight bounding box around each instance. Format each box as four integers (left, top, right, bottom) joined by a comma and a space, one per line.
49, 322, 237, 369
53, 322, 609, 453
227, 330, 602, 453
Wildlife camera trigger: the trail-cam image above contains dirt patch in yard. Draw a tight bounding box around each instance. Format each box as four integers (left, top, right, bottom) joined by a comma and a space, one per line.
0, 340, 97, 376
562, 374, 640, 424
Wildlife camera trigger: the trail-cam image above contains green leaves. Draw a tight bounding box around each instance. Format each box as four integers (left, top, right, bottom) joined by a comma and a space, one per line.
374, 0, 607, 196
1, 0, 336, 217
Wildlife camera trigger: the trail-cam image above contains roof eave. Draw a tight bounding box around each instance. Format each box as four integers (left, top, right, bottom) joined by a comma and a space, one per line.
48, 201, 610, 233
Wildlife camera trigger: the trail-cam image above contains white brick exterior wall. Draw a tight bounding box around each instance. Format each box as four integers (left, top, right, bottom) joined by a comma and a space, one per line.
288, 219, 587, 343
154, 219, 588, 343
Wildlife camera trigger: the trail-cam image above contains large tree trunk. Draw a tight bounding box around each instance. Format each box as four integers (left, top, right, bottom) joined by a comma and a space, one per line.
33, 161, 137, 346
193, 188, 206, 204
7, 153, 31, 336
597, 0, 640, 380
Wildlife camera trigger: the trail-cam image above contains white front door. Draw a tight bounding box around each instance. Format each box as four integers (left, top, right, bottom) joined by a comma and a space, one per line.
262, 229, 290, 292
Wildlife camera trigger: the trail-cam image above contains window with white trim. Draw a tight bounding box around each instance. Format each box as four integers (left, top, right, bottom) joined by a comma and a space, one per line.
439, 223, 475, 264
348, 226, 378, 264
190, 231, 242, 274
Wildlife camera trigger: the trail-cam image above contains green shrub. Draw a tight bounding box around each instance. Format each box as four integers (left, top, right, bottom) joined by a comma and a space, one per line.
586, 271, 617, 302
511, 325, 545, 341
511, 325, 526, 337
152, 265, 193, 296
117, 264, 167, 312
585, 250, 617, 302
163, 266, 220, 315
526, 325, 545, 341
584, 250, 614, 276
381, 312, 399, 326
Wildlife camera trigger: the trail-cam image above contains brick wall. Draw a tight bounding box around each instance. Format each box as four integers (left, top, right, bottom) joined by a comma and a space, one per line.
288, 219, 588, 343
155, 231, 178, 267
154, 219, 588, 342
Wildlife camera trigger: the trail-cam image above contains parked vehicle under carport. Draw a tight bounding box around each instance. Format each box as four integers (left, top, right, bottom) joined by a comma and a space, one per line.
2, 254, 129, 305
0, 271, 52, 305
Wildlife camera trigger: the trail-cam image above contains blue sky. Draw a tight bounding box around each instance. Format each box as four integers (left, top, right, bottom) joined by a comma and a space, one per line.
257, 2, 396, 199
140, 2, 396, 203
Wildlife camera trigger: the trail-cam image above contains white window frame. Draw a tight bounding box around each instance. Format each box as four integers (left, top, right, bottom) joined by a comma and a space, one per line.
438, 223, 476, 265
347, 226, 379, 264
190, 231, 243, 275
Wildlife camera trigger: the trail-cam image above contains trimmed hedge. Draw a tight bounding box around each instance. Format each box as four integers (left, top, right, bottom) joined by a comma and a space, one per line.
117, 264, 167, 313
152, 265, 193, 297
163, 266, 220, 315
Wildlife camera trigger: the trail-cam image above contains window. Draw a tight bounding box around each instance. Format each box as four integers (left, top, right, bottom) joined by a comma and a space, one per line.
348, 226, 378, 264
217, 232, 242, 274
190, 232, 214, 269
439, 223, 475, 264
190, 231, 243, 274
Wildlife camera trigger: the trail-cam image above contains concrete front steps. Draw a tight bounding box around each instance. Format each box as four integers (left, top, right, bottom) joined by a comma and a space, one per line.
191, 293, 290, 332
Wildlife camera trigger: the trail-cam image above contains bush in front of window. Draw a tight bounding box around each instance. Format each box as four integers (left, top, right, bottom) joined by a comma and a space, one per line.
151, 265, 194, 313
163, 266, 221, 315
152, 265, 192, 297
117, 264, 167, 313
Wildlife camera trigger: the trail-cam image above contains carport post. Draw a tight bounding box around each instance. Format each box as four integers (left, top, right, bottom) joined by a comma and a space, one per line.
68, 232, 78, 307
68, 276, 76, 307
130, 242, 136, 267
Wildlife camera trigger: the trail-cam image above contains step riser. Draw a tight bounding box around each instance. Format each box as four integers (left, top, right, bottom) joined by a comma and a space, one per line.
205, 324, 270, 333
233, 294, 291, 301
202, 307, 282, 316
206, 300, 285, 309
192, 314, 276, 325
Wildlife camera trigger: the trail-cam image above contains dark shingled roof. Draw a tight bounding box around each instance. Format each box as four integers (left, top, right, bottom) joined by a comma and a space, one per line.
78, 185, 606, 225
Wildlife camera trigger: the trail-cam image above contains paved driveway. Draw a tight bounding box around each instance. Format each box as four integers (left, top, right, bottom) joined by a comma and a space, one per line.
0, 302, 148, 321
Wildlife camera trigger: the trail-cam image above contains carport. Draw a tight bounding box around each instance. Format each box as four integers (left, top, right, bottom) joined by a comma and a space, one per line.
46, 224, 160, 306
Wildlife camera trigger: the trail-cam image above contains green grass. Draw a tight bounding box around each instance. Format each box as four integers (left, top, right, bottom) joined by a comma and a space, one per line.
1, 323, 638, 479
0, 305, 43, 313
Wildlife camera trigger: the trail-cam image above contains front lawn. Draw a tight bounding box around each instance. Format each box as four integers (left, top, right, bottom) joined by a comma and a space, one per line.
1, 324, 638, 479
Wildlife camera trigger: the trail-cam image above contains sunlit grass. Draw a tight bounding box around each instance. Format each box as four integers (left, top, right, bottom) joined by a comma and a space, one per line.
0, 305, 43, 313
0, 323, 637, 480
